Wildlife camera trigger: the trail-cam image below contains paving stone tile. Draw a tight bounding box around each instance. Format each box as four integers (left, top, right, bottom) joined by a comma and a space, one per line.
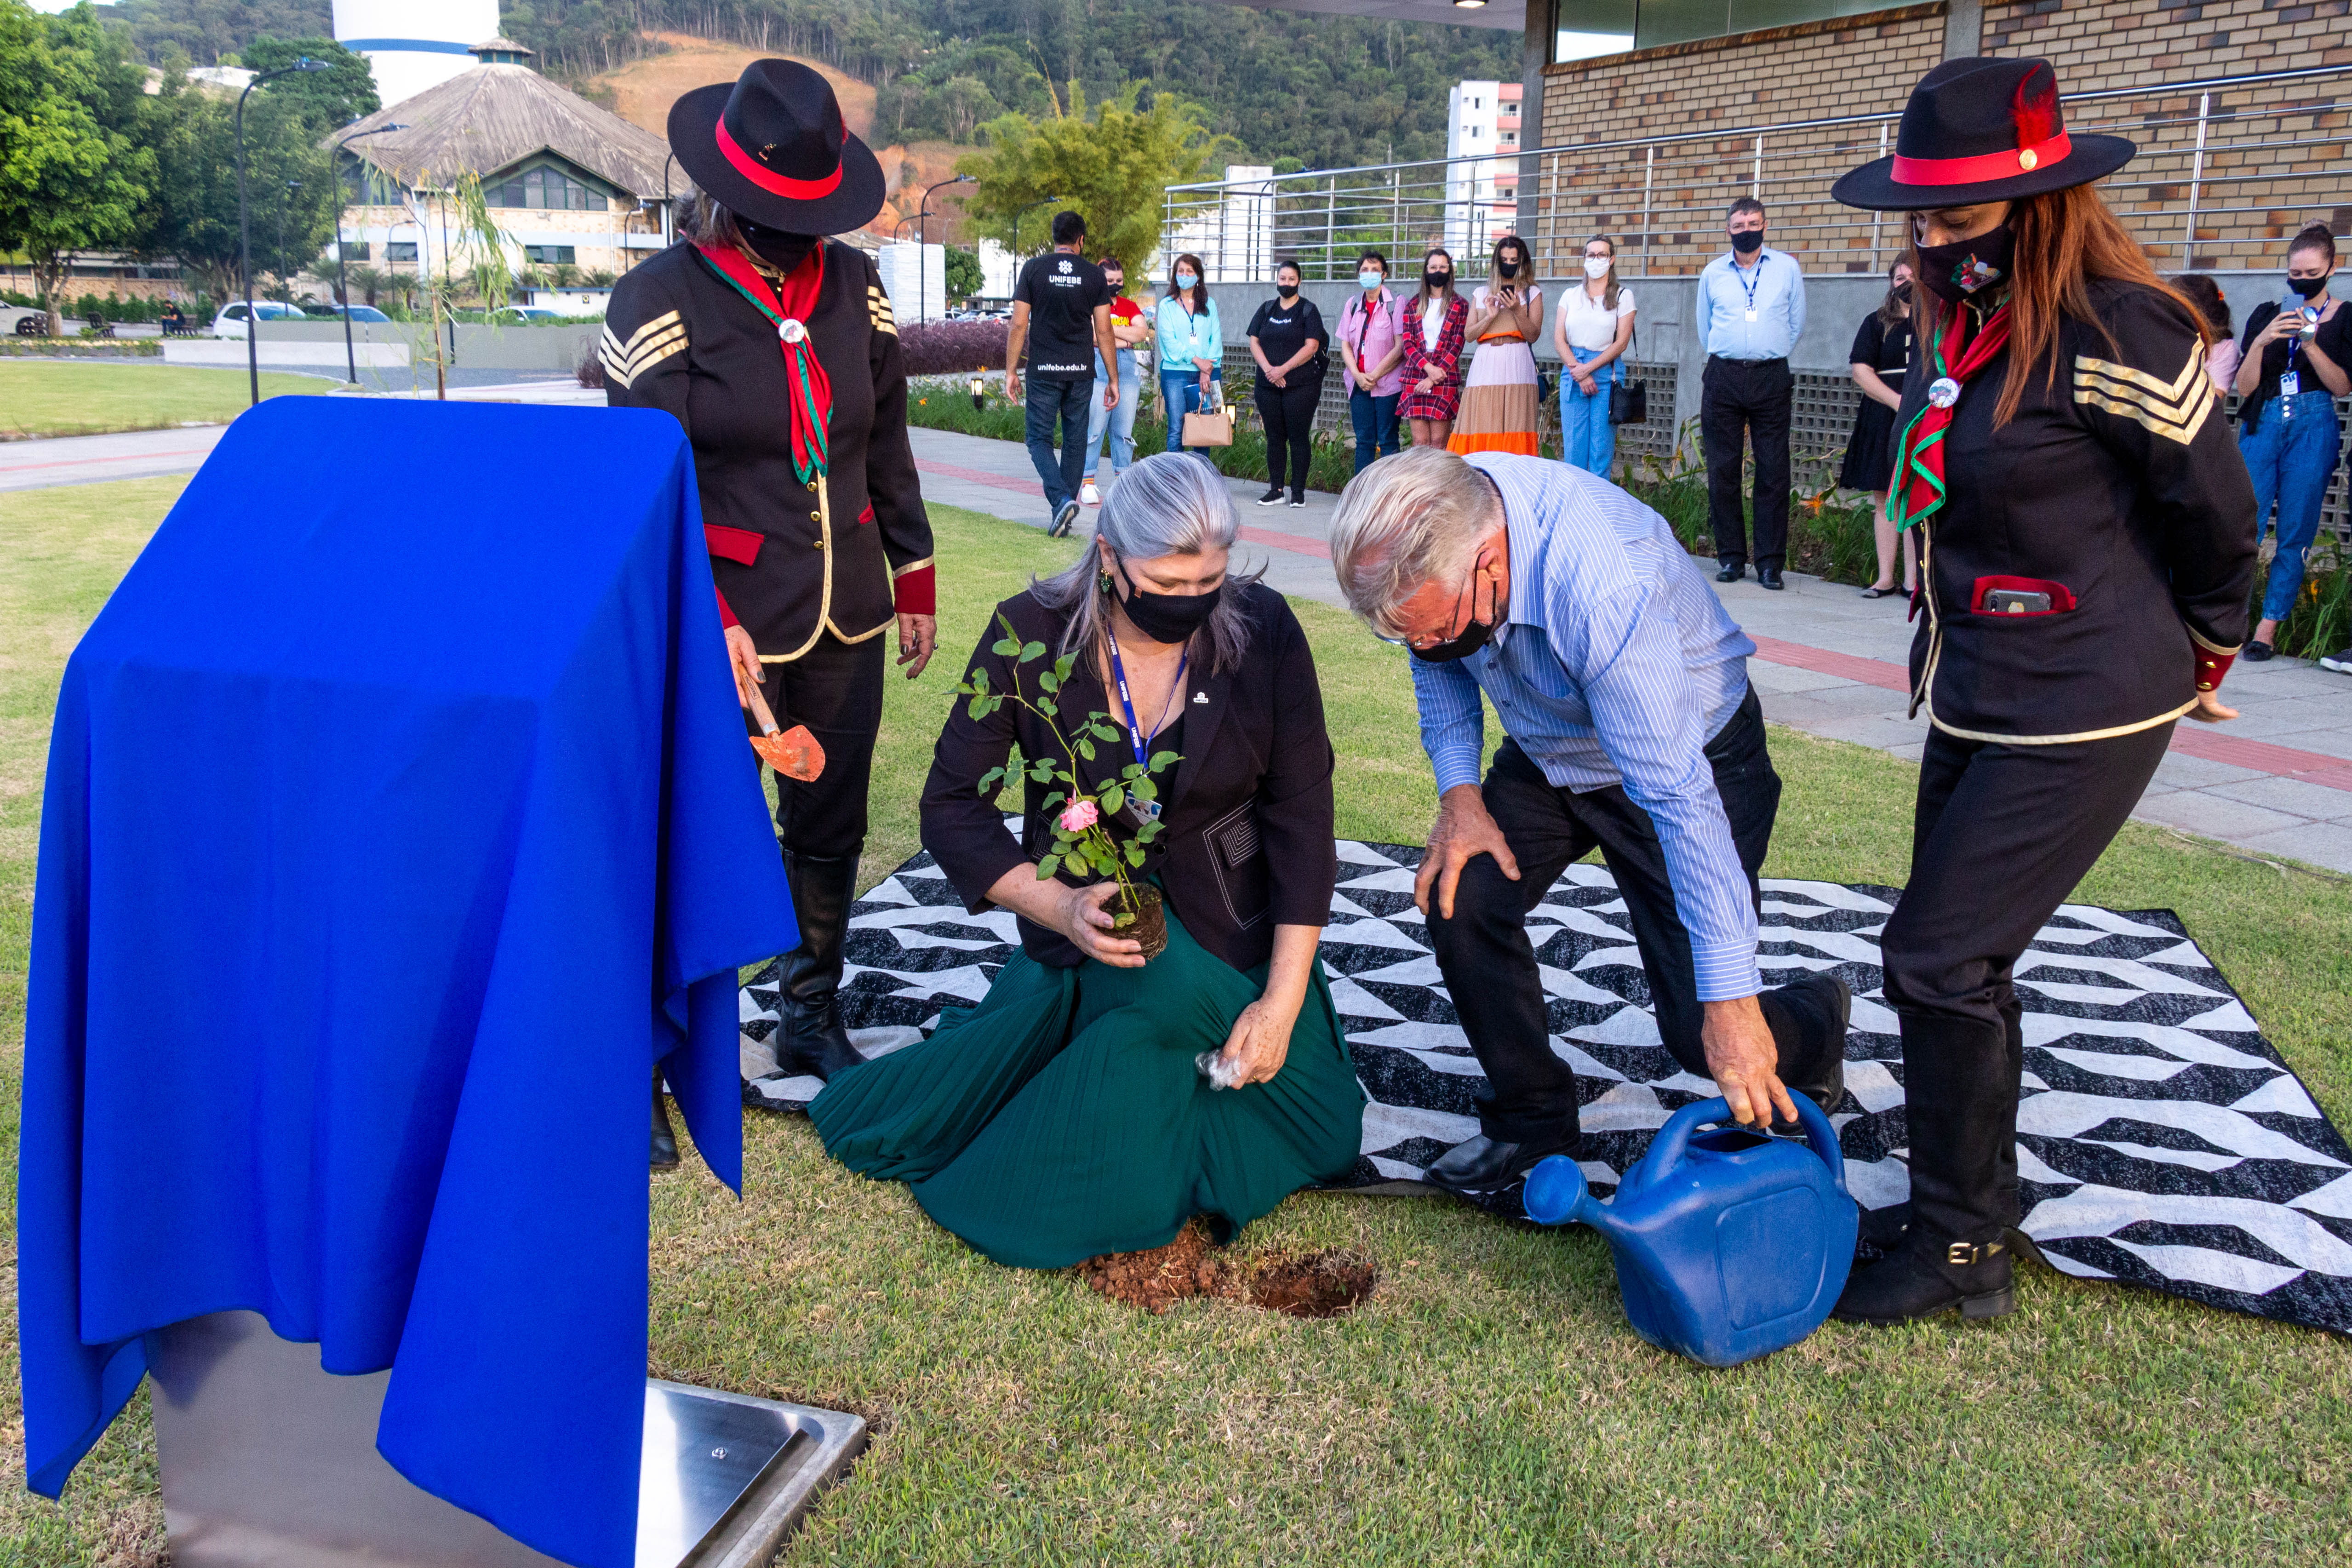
2130, 790, 2312, 841
2151, 752, 2270, 789
1746, 660, 1854, 695
2206, 775, 2352, 820
2227, 823, 2352, 875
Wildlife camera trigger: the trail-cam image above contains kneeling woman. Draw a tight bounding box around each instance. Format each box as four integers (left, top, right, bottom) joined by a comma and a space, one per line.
810, 453, 1365, 1267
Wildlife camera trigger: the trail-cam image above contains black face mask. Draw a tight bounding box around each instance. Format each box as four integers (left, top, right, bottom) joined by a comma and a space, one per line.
738, 220, 818, 274
1405, 572, 1506, 664
1917, 223, 2014, 303
1495, 257, 1521, 279
1277, 285, 1299, 300
1893, 280, 1914, 303
1110, 558, 1220, 645
1730, 229, 1764, 256
1424, 270, 1451, 291
2288, 274, 2330, 299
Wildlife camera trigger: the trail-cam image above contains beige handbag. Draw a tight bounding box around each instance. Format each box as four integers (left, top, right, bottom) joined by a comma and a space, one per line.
1180, 380, 1233, 448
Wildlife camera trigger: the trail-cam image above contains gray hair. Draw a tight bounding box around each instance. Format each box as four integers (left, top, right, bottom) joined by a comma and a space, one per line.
1030, 452, 1260, 673
673, 183, 747, 250
1328, 445, 1496, 639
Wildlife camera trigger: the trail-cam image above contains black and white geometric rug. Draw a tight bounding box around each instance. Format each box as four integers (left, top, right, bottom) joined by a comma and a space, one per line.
739, 839, 2352, 1337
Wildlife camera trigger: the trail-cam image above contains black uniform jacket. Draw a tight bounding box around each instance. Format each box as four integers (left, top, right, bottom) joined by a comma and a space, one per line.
1902, 280, 2257, 744
601, 239, 934, 663
920, 584, 1337, 973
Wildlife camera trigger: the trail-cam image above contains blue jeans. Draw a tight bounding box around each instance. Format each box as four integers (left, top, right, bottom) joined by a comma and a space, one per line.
1159, 367, 1223, 458
1084, 352, 1140, 480
1025, 373, 1094, 514
1561, 349, 1618, 476
1349, 388, 1401, 471
2239, 390, 2342, 624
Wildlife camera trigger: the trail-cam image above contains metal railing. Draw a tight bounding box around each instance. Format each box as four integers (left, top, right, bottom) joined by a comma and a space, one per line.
1162, 63, 2352, 281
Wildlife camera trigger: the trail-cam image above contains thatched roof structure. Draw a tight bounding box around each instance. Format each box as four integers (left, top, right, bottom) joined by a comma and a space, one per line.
334, 63, 674, 202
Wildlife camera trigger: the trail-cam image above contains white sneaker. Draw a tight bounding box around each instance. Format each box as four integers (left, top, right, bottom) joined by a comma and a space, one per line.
2321, 647, 2352, 675
1081, 481, 1100, 506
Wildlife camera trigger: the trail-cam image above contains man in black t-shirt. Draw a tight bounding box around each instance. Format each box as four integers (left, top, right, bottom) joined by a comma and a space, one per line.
1007, 211, 1120, 535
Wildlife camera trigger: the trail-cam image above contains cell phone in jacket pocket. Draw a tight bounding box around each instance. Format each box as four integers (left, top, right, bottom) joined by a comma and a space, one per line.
1984, 588, 2052, 614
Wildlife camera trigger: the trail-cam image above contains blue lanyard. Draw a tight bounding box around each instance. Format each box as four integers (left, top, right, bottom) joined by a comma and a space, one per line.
1733, 254, 1766, 315
1106, 627, 1184, 815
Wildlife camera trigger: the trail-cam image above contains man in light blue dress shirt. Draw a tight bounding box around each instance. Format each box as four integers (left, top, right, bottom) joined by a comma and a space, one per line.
1329, 446, 1848, 1193
1695, 199, 1807, 590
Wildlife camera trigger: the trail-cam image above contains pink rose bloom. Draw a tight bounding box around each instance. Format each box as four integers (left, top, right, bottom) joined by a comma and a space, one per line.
1058, 797, 1099, 832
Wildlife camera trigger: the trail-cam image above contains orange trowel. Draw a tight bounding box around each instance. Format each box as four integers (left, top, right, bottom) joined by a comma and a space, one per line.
745, 682, 825, 781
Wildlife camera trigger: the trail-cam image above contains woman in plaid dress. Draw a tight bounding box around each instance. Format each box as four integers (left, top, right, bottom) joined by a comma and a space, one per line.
1400, 247, 1468, 448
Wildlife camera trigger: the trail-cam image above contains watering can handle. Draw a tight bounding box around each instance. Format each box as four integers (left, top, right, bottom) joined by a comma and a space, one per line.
1644, 1095, 1851, 1199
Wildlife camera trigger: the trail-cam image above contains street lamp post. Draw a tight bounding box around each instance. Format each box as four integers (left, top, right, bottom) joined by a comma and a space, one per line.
911, 173, 974, 323
236, 57, 330, 407
331, 122, 406, 385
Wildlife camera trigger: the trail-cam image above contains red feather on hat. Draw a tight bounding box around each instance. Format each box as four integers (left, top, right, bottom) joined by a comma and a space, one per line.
2011, 73, 2060, 148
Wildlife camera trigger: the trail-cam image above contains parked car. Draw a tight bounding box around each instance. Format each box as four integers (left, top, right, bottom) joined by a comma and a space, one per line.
310, 303, 392, 323
488, 306, 566, 324
212, 301, 311, 338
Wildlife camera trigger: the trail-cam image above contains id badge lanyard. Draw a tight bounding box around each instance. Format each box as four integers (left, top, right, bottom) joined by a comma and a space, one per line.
2279, 306, 2304, 414
1735, 254, 1765, 324
1106, 629, 1184, 821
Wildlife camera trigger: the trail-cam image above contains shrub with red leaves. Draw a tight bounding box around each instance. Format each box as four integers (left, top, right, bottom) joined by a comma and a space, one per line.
898, 318, 1009, 376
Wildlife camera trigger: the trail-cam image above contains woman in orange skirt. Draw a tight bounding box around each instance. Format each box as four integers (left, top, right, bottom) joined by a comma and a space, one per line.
1448, 235, 1544, 457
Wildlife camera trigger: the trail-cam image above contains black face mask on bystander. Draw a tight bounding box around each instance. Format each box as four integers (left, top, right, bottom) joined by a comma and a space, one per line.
1109, 557, 1221, 645
738, 220, 818, 274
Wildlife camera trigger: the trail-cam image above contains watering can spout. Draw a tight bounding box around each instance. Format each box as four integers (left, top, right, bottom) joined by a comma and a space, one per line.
1523, 1155, 1612, 1232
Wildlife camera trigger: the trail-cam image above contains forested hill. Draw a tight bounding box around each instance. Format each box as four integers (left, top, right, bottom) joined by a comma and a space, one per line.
91, 0, 1522, 171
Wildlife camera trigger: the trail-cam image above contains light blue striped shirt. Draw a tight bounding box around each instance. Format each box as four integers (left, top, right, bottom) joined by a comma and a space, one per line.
1695, 249, 1806, 361
1410, 452, 1763, 1000
1154, 295, 1222, 369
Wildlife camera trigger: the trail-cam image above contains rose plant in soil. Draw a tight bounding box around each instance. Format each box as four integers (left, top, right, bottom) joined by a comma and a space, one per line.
959, 612, 1181, 955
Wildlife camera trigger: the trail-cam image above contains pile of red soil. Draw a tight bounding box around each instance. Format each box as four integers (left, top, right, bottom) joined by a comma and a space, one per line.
1076, 1222, 1376, 1318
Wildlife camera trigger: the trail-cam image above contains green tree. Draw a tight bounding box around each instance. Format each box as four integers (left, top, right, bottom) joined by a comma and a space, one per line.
958, 81, 1230, 273
137, 61, 339, 306
944, 244, 983, 301
240, 36, 379, 129
0, 2, 156, 333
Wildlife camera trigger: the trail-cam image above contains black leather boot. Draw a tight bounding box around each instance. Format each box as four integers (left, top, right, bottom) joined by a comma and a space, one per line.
651, 1067, 680, 1171
1760, 970, 1850, 1117
1833, 1014, 2017, 1325
775, 851, 865, 1082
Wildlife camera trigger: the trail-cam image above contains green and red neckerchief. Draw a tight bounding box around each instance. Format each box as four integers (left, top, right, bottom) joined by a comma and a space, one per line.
1886, 298, 2013, 535
693, 240, 831, 485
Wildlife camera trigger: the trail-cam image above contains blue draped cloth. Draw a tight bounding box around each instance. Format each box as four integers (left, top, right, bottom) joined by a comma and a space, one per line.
17, 398, 797, 1568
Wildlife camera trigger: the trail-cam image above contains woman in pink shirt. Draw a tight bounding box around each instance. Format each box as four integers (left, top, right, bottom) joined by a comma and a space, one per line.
1339, 250, 1405, 471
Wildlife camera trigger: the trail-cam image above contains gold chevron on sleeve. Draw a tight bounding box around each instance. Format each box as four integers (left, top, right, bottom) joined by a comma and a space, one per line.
868, 286, 898, 336
2073, 349, 2214, 446
598, 312, 686, 389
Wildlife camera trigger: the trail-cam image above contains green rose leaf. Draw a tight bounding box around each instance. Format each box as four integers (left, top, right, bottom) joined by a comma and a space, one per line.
1100, 784, 1125, 813
966, 695, 988, 721
1020, 641, 1047, 661
1125, 844, 1145, 867
1036, 853, 1061, 880
1131, 778, 1157, 802
1150, 750, 1181, 773
1039, 669, 1060, 693
1077, 738, 1095, 761
992, 637, 1019, 657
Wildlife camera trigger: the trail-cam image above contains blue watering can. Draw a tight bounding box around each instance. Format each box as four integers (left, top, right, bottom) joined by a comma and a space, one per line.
1524, 1095, 1859, 1367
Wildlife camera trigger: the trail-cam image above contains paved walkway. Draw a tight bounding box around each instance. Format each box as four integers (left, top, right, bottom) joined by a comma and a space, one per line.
906, 427, 2352, 874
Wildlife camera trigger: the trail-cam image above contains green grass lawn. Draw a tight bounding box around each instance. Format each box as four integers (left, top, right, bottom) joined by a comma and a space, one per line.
0, 361, 336, 441
3, 483, 2349, 1565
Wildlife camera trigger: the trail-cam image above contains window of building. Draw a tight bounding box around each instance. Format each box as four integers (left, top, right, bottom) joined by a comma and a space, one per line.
338, 241, 370, 261
486, 164, 612, 212
385, 242, 418, 263
523, 245, 578, 265
1552, 0, 1887, 59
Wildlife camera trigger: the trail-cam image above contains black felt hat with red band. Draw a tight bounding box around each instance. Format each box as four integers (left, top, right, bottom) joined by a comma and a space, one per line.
1831, 57, 2135, 212
668, 59, 886, 236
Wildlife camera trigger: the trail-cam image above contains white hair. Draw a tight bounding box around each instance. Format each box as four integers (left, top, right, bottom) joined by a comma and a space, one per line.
1030, 452, 1261, 672
1327, 445, 1496, 639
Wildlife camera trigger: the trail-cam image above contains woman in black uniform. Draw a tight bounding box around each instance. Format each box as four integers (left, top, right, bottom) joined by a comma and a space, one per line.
603, 61, 939, 1108
1840, 258, 1916, 598
1826, 57, 2256, 1325
1247, 261, 1328, 508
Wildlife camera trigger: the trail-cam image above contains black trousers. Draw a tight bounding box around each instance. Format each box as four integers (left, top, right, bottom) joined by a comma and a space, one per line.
1425, 687, 1782, 1143
1881, 722, 2172, 1027
761, 631, 886, 860
1700, 355, 1793, 570
1255, 377, 1322, 500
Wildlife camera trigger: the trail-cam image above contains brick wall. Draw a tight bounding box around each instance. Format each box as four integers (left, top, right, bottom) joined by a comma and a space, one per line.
1981, 0, 2352, 266
1529, 6, 1950, 276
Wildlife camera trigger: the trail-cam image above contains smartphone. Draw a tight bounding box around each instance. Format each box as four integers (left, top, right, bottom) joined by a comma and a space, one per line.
1985, 588, 2052, 614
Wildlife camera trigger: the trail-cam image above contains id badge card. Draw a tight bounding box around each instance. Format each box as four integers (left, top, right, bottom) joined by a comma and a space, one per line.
2279, 371, 2301, 400
1744, 308, 1758, 322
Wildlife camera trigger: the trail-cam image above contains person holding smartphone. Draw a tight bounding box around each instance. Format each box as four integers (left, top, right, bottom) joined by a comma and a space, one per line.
2232, 223, 2348, 663
1827, 57, 2256, 1327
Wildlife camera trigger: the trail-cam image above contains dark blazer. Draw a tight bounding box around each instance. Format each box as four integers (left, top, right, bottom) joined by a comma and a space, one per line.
602, 239, 935, 662
920, 584, 1336, 973
1898, 280, 2256, 744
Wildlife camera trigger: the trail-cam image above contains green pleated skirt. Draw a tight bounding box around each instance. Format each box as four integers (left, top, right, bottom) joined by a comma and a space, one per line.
808, 910, 1367, 1269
